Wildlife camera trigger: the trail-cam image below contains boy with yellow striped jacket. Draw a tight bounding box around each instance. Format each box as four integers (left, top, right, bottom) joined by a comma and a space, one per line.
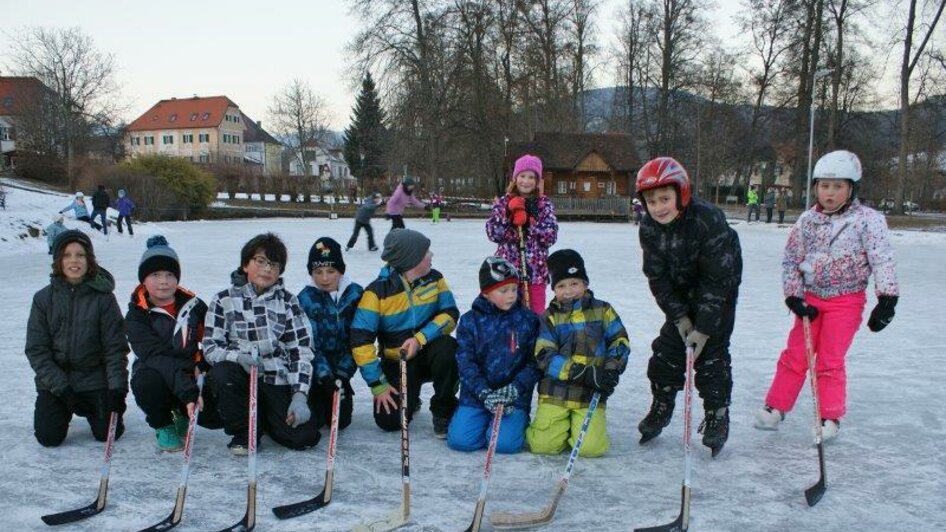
350, 229, 460, 437
525, 249, 630, 457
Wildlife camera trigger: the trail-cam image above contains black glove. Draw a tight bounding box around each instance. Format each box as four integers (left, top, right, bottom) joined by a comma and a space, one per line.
867, 295, 898, 332
106, 389, 127, 415
568, 364, 619, 397
785, 296, 819, 319
58, 386, 83, 415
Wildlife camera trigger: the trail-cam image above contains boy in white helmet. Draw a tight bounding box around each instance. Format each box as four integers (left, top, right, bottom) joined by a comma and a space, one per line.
754, 150, 899, 441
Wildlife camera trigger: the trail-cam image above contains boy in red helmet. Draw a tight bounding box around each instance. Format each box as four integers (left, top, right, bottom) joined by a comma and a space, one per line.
635, 157, 742, 457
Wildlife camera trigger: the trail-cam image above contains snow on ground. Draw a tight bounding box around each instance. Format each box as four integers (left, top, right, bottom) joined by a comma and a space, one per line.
1, 183, 945, 531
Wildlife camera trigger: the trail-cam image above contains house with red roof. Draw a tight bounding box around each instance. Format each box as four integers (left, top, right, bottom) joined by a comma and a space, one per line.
0, 76, 52, 168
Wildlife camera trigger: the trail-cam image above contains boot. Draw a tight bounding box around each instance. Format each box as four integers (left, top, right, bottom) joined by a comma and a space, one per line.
638, 388, 676, 444
155, 425, 184, 452
172, 410, 189, 439
699, 407, 729, 458
820, 419, 840, 442
753, 405, 784, 431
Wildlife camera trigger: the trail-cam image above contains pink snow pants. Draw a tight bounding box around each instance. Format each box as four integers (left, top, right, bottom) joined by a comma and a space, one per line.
764, 291, 866, 420
528, 283, 547, 315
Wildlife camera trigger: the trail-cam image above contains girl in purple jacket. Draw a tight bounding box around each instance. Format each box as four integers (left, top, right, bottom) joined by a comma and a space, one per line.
113, 189, 136, 236
385, 176, 426, 229
754, 151, 899, 441
485, 154, 558, 314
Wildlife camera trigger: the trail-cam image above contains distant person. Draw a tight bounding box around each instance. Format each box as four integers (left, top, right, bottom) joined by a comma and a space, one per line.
754, 150, 899, 442
45, 214, 67, 254
26, 230, 129, 446
747, 186, 760, 222
91, 185, 110, 235
113, 189, 136, 236
632, 198, 644, 225
775, 189, 788, 224
60, 192, 102, 232
429, 190, 444, 224
764, 188, 776, 223
346, 192, 383, 251
385, 176, 427, 229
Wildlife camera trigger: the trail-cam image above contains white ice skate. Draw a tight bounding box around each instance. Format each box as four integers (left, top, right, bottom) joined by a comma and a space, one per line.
819, 419, 840, 442
753, 405, 784, 430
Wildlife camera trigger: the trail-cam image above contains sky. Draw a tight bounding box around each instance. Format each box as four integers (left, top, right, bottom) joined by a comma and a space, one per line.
0, 0, 900, 133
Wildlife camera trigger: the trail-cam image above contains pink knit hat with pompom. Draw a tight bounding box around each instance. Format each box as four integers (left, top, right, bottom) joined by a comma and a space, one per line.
512, 154, 543, 181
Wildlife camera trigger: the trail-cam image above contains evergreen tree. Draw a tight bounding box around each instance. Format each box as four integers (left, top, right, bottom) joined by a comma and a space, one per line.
343, 73, 388, 192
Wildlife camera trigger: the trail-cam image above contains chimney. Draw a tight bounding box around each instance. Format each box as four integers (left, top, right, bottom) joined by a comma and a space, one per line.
256, 120, 261, 128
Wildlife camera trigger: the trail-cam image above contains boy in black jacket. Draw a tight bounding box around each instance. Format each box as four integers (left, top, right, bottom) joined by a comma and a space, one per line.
635, 157, 742, 457
127, 236, 221, 452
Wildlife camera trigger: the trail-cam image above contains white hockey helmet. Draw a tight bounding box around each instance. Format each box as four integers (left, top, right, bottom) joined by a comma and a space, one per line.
813, 150, 862, 183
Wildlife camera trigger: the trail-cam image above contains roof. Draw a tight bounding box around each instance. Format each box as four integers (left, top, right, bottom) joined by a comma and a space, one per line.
241, 115, 281, 145
0, 76, 49, 116
508, 132, 641, 173
127, 95, 239, 132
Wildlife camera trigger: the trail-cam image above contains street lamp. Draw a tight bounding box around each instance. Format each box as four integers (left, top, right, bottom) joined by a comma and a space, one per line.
805, 68, 834, 208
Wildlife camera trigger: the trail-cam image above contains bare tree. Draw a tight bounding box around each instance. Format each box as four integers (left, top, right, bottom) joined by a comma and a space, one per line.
268, 79, 330, 180
613, 0, 654, 135
565, 0, 600, 130
7, 27, 122, 188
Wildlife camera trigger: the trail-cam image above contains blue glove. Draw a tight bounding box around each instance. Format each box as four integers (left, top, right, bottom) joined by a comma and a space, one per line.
286, 392, 311, 428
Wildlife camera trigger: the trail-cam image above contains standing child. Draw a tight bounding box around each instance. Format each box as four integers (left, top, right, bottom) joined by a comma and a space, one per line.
45, 214, 67, 254
633, 198, 645, 225
485, 154, 558, 314
385, 176, 427, 229
114, 189, 136, 236
635, 157, 742, 457
754, 150, 899, 441
447, 257, 541, 454
429, 189, 444, 224
347, 192, 383, 251
127, 236, 222, 452
25, 230, 129, 446
298, 237, 364, 431
525, 249, 630, 458
775, 189, 788, 224
202, 233, 320, 455
91, 185, 110, 235
60, 192, 102, 232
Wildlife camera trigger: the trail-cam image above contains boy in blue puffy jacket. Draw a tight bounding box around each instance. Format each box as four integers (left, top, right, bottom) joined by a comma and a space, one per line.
447, 256, 540, 454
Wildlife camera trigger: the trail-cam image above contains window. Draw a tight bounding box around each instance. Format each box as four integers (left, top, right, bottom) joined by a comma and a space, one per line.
144, 136, 155, 145
169, 113, 177, 122
190, 113, 198, 121
568, 181, 576, 191
198, 133, 209, 143
162, 135, 174, 145
223, 133, 231, 143
1, 127, 12, 141
182, 134, 193, 144
202, 112, 210, 120
582, 182, 591, 192
557, 181, 567, 194
234, 135, 240, 144
198, 154, 209, 163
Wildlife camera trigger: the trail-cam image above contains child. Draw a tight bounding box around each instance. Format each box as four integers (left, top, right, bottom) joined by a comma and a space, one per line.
347, 192, 383, 251
429, 189, 444, 224
754, 150, 899, 441
485, 154, 558, 314
202, 233, 320, 455
447, 256, 541, 454
385, 176, 426, 229
114, 189, 136, 236
60, 192, 102, 232
91, 185, 110, 236
25, 230, 129, 446
632, 198, 644, 226
298, 237, 364, 431
45, 214, 67, 254
635, 157, 742, 457
127, 236, 222, 452
525, 249, 630, 458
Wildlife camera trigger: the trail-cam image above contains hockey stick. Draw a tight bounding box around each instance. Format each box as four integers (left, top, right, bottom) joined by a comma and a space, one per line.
353, 350, 410, 532
634, 345, 695, 532
272, 379, 342, 519
216, 363, 258, 532
489, 392, 601, 529
803, 317, 827, 507
463, 404, 504, 532
42, 411, 119, 526
516, 226, 531, 310
138, 372, 205, 532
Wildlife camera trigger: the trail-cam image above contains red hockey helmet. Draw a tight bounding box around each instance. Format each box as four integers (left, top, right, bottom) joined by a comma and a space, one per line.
635, 157, 692, 208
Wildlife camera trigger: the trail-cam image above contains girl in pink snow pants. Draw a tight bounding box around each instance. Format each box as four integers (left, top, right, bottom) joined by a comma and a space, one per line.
754, 150, 899, 440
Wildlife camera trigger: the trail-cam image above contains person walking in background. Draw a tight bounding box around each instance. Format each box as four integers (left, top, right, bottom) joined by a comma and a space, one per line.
776, 189, 788, 224
764, 187, 776, 223
347, 192, 383, 251
113, 189, 136, 236
429, 189, 444, 224
633, 198, 645, 225
747, 185, 761, 222
60, 192, 102, 232
485, 154, 559, 315
385, 176, 427, 229
91, 185, 110, 235
45, 214, 67, 254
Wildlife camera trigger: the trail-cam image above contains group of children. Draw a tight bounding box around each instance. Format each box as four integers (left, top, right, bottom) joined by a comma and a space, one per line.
52, 187, 137, 248
26, 149, 898, 470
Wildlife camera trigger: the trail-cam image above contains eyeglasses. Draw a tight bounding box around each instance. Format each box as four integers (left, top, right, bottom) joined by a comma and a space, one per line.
252, 255, 281, 271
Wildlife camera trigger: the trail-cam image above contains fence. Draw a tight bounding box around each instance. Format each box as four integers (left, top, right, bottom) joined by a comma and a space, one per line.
549, 196, 632, 220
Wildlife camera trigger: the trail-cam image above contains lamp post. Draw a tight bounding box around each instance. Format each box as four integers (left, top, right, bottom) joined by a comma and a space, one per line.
805, 68, 834, 208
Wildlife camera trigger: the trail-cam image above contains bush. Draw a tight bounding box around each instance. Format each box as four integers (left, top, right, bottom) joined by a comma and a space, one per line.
119, 156, 216, 219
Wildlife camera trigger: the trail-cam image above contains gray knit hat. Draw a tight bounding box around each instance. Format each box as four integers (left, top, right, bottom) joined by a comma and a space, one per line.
381, 229, 431, 272
139, 235, 181, 281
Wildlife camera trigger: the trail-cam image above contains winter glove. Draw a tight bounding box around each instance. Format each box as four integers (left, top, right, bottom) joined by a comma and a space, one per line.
320, 374, 339, 396
867, 295, 898, 332
483, 384, 519, 414
685, 330, 709, 359
58, 386, 83, 416
785, 296, 819, 320
508, 196, 528, 226
235, 343, 261, 374
286, 391, 311, 428
568, 364, 619, 397
675, 316, 694, 344
106, 389, 127, 415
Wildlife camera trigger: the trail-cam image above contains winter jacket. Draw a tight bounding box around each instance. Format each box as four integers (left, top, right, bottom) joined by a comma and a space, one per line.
297, 276, 364, 381
776, 193, 788, 212
485, 194, 558, 285
456, 295, 541, 412
385, 184, 425, 216
764, 191, 776, 208
114, 197, 135, 217
202, 270, 315, 394
534, 291, 630, 409
355, 197, 383, 224
92, 190, 110, 210
126, 285, 207, 404
783, 199, 899, 300
639, 197, 743, 335
747, 189, 759, 205
351, 265, 459, 394
429, 194, 444, 208
25, 269, 129, 396
45, 221, 67, 250
60, 199, 90, 219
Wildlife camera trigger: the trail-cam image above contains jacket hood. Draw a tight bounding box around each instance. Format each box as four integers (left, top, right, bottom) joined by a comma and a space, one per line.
130, 283, 198, 311
549, 289, 594, 312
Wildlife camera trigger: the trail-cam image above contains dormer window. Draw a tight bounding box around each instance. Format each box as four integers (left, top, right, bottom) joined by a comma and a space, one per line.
169, 113, 177, 122
202, 112, 210, 120
190, 113, 198, 121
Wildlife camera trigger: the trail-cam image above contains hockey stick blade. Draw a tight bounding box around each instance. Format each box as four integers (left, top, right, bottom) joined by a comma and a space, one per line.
272, 471, 333, 519
634, 485, 690, 532
488, 480, 565, 529
217, 506, 254, 532
805, 443, 827, 506
137, 508, 180, 532
351, 505, 408, 532
41, 497, 106, 526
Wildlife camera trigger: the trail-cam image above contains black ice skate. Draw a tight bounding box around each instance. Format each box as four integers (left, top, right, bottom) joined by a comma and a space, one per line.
699, 407, 729, 458
638, 393, 676, 444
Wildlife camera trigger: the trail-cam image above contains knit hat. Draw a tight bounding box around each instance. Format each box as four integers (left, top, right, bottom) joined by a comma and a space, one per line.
52, 229, 93, 259
138, 235, 181, 282
547, 249, 589, 287
75, 191, 84, 198
512, 154, 543, 180
307, 236, 345, 274
402, 176, 416, 187
381, 228, 431, 272
479, 256, 519, 294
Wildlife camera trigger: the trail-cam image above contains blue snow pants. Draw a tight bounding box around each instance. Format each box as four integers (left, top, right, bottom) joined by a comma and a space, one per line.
447, 404, 529, 454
